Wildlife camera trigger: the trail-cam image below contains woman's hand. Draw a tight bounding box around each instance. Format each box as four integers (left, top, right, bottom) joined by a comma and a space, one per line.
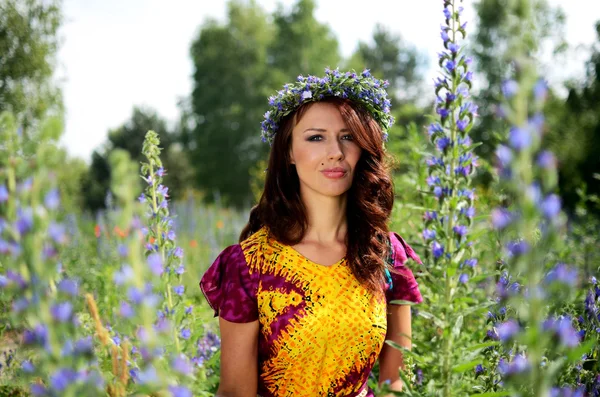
216, 317, 260, 397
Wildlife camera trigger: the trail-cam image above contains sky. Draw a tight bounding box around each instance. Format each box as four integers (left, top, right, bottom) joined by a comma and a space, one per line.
55, 0, 600, 162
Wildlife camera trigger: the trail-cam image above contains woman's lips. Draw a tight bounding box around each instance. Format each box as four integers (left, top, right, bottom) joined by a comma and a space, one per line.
321, 170, 347, 179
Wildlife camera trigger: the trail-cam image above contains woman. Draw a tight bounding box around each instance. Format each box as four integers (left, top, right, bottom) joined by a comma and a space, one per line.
200, 68, 423, 397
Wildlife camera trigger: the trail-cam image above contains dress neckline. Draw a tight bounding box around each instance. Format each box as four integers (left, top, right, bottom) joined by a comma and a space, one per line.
284, 244, 346, 269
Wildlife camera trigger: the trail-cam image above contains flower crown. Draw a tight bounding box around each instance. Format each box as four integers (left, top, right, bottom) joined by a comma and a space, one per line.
260, 68, 394, 145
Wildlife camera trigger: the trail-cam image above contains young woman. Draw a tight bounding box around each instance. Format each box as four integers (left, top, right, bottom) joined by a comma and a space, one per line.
200, 69, 423, 397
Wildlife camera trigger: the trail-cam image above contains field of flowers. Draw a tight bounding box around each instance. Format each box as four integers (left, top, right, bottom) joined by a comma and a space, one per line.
1, 0, 599, 396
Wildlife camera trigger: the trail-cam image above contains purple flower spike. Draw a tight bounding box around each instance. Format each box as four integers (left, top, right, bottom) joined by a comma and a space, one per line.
422, 229, 436, 240
58, 279, 79, 296
432, 241, 444, 259
16, 208, 34, 235
453, 225, 468, 236
509, 126, 531, 151
497, 319, 520, 342
169, 386, 193, 397
50, 302, 73, 323
173, 285, 185, 296
491, 208, 512, 230
180, 328, 191, 339
147, 253, 164, 276
536, 151, 556, 169
541, 194, 561, 218
172, 354, 193, 375
44, 189, 60, 210
502, 79, 519, 98
0, 185, 8, 203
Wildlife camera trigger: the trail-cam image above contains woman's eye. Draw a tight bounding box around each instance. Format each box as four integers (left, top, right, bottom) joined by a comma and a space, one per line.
308, 135, 323, 141
342, 134, 354, 140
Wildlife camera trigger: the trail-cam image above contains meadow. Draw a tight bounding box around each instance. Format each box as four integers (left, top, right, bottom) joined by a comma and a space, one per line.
1, 0, 599, 396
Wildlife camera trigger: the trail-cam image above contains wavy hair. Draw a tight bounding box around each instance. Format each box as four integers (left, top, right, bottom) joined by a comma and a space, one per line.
240, 97, 395, 294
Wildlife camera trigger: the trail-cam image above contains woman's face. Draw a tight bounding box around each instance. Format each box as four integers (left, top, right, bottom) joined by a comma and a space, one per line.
289, 102, 362, 199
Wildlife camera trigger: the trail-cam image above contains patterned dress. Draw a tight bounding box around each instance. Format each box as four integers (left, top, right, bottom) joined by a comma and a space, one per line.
199, 227, 423, 397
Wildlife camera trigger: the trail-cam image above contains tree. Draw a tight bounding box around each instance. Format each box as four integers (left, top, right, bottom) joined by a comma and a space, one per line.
268, 0, 341, 85
544, 22, 600, 214
470, 0, 566, 158
82, 106, 193, 212
186, 0, 344, 207
0, 0, 64, 133
346, 24, 426, 106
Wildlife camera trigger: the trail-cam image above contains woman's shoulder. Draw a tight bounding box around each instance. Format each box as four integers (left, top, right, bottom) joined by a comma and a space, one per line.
239, 226, 284, 273
388, 231, 422, 267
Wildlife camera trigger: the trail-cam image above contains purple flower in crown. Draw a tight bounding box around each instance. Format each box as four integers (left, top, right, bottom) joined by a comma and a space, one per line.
260, 68, 394, 145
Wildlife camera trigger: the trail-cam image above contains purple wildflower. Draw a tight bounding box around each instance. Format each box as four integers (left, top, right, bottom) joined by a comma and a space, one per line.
173, 285, 185, 296
180, 328, 191, 339
453, 225, 468, 236
497, 320, 520, 342
491, 208, 512, 230
172, 354, 193, 375
502, 79, 519, 98
50, 302, 73, 323
459, 273, 469, 284
147, 253, 163, 276
44, 189, 60, 210
541, 194, 561, 218
0, 185, 8, 203
509, 126, 531, 151
169, 386, 193, 397
432, 242, 444, 259
422, 229, 436, 240
537, 151, 556, 169
57, 279, 78, 296
49, 368, 77, 391
120, 301, 134, 318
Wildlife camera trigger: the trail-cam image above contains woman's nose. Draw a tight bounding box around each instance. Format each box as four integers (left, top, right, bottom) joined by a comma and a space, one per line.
327, 140, 344, 161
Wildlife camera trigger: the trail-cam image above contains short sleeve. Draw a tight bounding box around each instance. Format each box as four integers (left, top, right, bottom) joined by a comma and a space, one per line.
385, 232, 423, 304
199, 244, 259, 323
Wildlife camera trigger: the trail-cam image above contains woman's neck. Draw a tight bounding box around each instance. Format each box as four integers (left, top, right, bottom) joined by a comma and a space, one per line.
300, 189, 348, 244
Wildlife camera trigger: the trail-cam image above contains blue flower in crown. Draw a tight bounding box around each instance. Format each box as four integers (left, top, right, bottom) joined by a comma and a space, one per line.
260, 67, 394, 145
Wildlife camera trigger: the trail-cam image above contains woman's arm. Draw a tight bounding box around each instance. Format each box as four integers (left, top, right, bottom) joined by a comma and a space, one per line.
216, 317, 260, 397
378, 304, 412, 394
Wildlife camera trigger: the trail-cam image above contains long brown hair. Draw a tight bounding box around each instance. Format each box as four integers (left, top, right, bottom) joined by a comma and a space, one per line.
240, 97, 395, 294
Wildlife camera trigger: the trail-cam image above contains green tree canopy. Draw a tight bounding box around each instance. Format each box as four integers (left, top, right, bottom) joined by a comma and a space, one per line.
82, 106, 193, 212
471, 0, 566, 158
0, 0, 64, 133
187, 0, 342, 207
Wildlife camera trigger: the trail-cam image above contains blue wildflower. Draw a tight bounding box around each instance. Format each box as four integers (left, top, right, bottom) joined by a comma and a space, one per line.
50, 302, 73, 323
58, 279, 78, 296
169, 386, 193, 397
0, 185, 8, 203
147, 253, 163, 276
459, 274, 469, 284
497, 320, 520, 342
432, 242, 444, 259
509, 126, 531, 151
180, 328, 191, 339
173, 285, 185, 296
502, 79, 519, 98
541, 194, 561, 218
44, 189, 60, 210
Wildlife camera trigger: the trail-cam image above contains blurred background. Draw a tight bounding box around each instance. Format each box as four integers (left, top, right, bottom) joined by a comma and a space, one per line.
2, 0, 600, 217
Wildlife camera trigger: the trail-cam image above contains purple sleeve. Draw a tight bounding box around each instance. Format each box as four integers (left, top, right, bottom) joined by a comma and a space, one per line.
385, 232, 423, 304
199, 244, 259, 323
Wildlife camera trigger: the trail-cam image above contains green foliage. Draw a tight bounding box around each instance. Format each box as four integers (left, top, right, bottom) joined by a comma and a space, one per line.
83, 106, 194, 212
0, 0, 64, 132
470, 0, 566, 159
345, 23, 426, 105
544, 22, 600, 215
